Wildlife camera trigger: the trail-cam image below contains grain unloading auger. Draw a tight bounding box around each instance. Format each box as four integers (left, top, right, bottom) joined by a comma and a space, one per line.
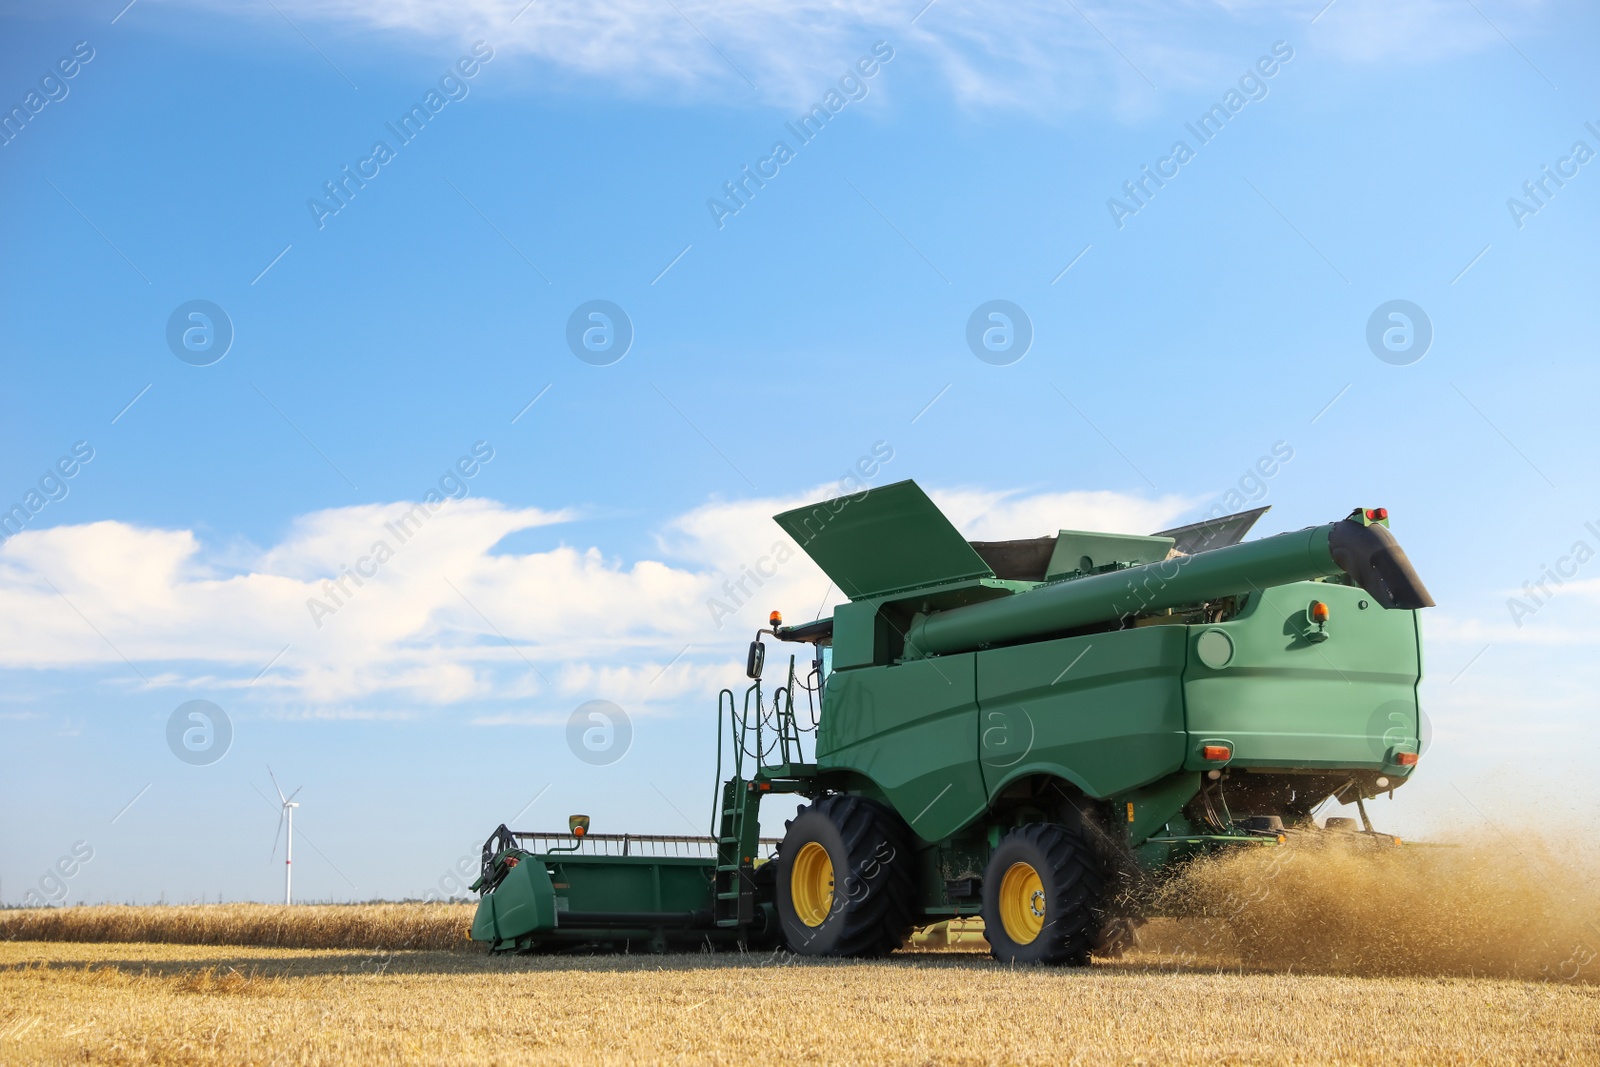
471, 480, 1433, 963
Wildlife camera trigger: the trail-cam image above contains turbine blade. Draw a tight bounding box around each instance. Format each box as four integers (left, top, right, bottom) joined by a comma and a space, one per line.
286, 786, 302, 803
268, 765, 287, 805
270, 811, 284, 863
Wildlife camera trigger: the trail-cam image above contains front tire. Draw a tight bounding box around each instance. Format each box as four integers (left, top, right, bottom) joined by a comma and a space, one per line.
774, 794, 914, 957
981, 822, 1106, 965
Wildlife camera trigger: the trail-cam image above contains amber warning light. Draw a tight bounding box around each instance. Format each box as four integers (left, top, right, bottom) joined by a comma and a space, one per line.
769, 610, 783, 629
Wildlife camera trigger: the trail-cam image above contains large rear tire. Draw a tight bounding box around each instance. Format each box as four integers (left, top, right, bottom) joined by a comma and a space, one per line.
774, 794, 915, 957
981, 822, 1106, 965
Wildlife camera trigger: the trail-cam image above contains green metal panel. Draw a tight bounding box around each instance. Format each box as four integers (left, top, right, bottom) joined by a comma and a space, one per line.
1183, 581, 1423, 771
471, 853, 726, 951
471, 853, 557, 944
774, 480, 992, 601
545, 855, 714, 915
1114, 771, 1204, 845
831, 600, 889, 670
816, 653, 987, 842
975, 628, 1190, 801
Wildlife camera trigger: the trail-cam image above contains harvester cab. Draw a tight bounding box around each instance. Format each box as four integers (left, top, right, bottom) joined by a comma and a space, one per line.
471, 479, 1434, 964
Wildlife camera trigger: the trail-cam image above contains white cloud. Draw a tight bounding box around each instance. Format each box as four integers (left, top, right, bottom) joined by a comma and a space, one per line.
469, 711, 568, 727
0, 484, 1185, 708
1424, 589, 1600, 647
1286, 0, 1525, 65
184, 0, 1550, 111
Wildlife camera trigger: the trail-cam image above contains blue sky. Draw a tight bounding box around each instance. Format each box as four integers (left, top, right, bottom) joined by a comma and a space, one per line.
2, 0, 1597, 905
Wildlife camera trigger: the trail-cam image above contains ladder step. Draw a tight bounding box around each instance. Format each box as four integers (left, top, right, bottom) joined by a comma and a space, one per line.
715, 891, 742, 900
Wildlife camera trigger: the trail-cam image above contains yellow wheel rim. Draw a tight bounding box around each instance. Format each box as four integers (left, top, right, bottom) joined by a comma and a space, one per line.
790, 841, 835, 927
998, 861, 1046, 944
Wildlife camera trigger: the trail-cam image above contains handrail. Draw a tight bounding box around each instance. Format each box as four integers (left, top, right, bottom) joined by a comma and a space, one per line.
511, 830, 782, 859
713, 687, 735, 836
709, 655, 821, 834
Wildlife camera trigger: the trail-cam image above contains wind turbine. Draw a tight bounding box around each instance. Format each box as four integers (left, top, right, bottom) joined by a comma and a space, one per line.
268, 766, 302, 905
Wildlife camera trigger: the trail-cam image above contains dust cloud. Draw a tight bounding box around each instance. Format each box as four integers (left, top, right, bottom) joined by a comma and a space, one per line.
1135, 832, 1600, 981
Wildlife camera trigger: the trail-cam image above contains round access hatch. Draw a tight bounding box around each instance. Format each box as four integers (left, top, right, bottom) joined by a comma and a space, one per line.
1196, 629, 1234, 669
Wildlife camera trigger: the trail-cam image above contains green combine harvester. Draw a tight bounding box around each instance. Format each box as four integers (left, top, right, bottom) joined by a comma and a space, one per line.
470, 480, 1433, 964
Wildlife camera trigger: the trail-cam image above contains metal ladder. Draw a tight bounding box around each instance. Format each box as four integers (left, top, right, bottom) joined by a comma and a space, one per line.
713, 776, 758, 927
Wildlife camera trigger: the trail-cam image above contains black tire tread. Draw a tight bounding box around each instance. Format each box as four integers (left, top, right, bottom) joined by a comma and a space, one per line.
776, 794, 916, 958
980, 821, 1107, 965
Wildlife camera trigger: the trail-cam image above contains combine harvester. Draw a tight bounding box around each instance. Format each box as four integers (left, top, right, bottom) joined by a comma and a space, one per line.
471, 480, 1433, 963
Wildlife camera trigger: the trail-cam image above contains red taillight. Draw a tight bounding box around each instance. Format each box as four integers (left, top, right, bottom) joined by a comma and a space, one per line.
1366, 508, 1388, 521
1396, 752, 1419, 767
1202, 744, 1232, 761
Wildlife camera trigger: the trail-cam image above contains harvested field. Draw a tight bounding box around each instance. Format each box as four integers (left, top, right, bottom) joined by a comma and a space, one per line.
4, 840, 1598, 1064
2, 939, 1597, 1065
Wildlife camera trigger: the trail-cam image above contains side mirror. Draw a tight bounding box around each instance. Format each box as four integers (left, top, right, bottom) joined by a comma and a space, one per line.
746, 639, 765, 679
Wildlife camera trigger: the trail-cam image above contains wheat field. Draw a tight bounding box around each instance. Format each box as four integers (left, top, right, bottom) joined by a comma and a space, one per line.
0, 902, 478, 953
3, 938, 1597, 1066
3, 839, 1598, 1064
